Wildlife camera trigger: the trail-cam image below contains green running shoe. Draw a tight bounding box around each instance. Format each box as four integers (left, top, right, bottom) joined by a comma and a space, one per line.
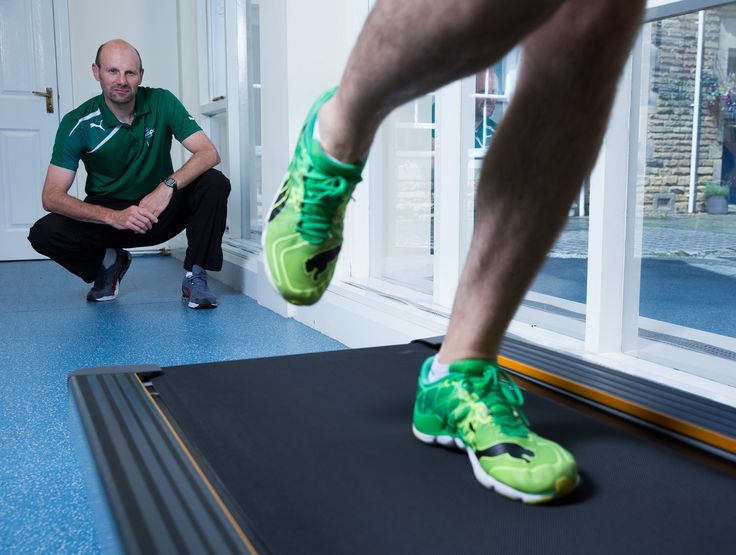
412, 356, 579, 503
263, 87, 365, 305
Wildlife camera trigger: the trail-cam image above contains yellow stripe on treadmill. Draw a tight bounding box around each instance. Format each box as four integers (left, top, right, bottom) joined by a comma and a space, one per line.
498, 355, 736, 455
134, 374, 259, 555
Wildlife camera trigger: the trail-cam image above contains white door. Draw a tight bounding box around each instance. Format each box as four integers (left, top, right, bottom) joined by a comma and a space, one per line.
0, 0, 59, 260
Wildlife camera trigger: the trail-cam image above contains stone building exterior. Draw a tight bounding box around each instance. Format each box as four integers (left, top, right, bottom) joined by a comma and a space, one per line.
644, 9, 735, 214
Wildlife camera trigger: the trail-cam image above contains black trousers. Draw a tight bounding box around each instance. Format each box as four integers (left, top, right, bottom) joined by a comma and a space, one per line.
28, 169, 231, 283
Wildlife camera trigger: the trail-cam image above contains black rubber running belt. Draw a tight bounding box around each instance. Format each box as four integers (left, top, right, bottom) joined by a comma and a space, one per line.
151, 343, 736, 555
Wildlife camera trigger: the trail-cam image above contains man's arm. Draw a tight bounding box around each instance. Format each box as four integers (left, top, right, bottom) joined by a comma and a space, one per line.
42, 164, 157, 234
171, 130, 221, 189
138, 131, 221, 217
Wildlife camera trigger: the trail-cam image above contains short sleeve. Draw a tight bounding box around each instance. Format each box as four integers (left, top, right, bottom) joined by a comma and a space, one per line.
49, 113, 85, 171
164, 90, 203, 144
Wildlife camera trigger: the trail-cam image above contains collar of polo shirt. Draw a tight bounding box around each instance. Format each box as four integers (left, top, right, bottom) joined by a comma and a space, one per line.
99, 88, 152, 127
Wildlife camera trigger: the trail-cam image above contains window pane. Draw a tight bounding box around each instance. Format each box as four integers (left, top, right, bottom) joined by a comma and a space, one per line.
208, 0, 227, 101
461, 54, 588, 310
635, 6, 736, 381
464, 57, 518, 238
248, 1, 263, 234
377, 94, 436, 293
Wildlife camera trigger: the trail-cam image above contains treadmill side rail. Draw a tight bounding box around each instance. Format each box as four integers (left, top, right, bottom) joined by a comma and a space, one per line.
69, 370, 261, 555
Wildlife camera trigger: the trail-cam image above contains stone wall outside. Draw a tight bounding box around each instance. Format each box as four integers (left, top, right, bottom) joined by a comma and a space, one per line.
645, 11, 729, 214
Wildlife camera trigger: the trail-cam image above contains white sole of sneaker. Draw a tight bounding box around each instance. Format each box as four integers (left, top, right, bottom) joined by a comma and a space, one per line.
181, 296, 217, 309
412, 425, 463, 449
412, 425, 578, 504
89, 291, 118, 302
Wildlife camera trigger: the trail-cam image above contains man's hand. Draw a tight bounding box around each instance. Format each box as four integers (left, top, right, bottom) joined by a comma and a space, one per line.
109, 204, 158, 233
42, 164, 152, 230
138, 184, 174, 218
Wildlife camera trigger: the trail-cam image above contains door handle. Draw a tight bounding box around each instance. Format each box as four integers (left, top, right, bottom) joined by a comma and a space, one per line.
31, 87, 54, 113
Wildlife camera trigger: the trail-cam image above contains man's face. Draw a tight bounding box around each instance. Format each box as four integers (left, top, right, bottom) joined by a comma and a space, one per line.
475, 70, 497, 119
92, 45, 143, 106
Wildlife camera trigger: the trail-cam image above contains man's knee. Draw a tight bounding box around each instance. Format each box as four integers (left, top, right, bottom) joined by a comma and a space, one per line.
201, 168, 231, 199
27, 216, 55, 255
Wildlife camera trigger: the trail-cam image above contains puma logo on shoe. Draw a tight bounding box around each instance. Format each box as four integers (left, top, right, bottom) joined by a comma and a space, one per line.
89, 120, 105, 131
305, 245, 341, 278
478, 443, 535, 463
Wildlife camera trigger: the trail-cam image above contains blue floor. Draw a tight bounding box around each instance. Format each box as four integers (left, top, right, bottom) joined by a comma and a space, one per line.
0, 256, 344, 554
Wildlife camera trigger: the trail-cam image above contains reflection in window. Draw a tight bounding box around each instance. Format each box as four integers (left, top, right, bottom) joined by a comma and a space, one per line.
637, 5, 736, 355
375, 51, 524, 295
468, 51, 592, 310
468, 59, 514, 191
378, 94, 436, 293
465, 53, 520, 231
464, 52, 589, 308
474, 65, 503, 149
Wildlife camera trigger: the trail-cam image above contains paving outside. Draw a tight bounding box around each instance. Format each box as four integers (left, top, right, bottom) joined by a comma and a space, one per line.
551, 212, 736, 270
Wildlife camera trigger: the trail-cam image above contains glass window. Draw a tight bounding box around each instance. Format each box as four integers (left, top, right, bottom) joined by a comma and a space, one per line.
376, 94, 436, 293
635, 4, 736, 381
247, 0, 263, 235
208, 0, 227, 102
465, 58, 517, 232
372, 50, 525, 296
461, 51, 587, 313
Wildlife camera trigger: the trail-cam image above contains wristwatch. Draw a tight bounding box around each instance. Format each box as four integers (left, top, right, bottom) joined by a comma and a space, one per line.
163, 176, 178, 190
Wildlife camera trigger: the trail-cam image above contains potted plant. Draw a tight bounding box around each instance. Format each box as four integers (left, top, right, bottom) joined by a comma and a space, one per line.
704, 74, 736, 121
703, 180, 730, 214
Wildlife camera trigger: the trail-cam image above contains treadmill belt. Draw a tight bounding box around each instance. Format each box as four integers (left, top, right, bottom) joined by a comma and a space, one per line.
151, 342, 735, 554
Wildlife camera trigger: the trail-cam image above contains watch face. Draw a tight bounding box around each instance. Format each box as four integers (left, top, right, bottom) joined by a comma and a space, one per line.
165, 177, 177, 188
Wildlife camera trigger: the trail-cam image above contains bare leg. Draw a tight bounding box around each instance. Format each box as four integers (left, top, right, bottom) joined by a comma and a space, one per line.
319, 0, 568, 162
316, 0, 644, 362
439, 0, 645, 362
289, 0, 646, 503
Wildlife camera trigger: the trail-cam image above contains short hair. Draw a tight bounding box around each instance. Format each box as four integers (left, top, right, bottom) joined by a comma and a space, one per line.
94, 41, 143, 72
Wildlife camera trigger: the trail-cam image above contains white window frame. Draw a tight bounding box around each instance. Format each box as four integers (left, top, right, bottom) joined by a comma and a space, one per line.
245, 0, 263, 237
196, 0, 255, 243
212, 0, 736, 406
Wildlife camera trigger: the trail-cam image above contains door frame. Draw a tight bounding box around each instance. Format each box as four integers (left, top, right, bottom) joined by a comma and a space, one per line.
51, 0, 77, 195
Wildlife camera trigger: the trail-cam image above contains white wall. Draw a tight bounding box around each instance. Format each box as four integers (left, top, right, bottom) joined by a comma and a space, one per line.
259, 0, 357, 211
256, 0, 364, 315
66, 0, 181, 104
284, 0, 354, 152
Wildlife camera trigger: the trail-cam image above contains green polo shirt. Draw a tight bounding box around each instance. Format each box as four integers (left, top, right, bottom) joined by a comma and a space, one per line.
50, 87, 202, 200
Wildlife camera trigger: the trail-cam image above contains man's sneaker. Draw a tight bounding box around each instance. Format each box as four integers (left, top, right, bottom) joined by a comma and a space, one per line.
182, 265, 218, 309
263, 87, 365, 305
412, 356, 578, 504
86, 249, 132, 302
